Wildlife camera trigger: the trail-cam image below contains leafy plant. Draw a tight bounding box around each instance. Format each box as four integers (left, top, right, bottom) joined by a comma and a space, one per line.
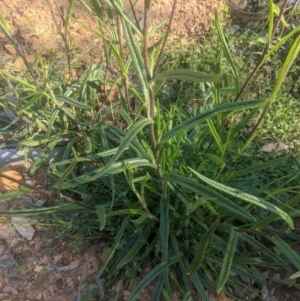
0, 0, 300, 300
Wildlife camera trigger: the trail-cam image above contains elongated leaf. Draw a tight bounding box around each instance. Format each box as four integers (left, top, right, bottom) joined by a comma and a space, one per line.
189, 169, 294, 229
269, 34, 300, 101
97, 218, 128, 277
0, 70, 36, 88
104, 118, 154, 168
222, 156, 288, 182
103, 0, 142, 36
206, 119, 224, 155
272, 236, 300, 271
187, 219, 219, 275
60, 158, 155, 189
258, 25, 300, 69
163, 172, 256, 221
0, 189, 31, 203
116, 234, 148, 269
96, 205, 106, 231
216, 228, 238, 294
56, 95, 92, 109
190, 273, 210, 301
153, 69, 220, 82
30, 139, 62, 174
0, 204, 88, 216
106, 208, 146, 218
215, 14, 239, 92
289, 271, 300, 280
160, 198, 170, 261
46, 109, 59, 138
127, 257, 178, 301
52, 147, 129, 166
160, 98, 266, 143
122, 19, 149, 104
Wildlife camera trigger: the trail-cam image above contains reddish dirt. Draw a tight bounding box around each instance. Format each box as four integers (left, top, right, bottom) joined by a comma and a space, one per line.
0, 0, 222, 71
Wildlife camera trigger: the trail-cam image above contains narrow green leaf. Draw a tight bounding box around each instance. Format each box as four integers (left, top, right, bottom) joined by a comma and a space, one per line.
222, 156, 288, 182
0, 204, 87, 216
56, 95, 92, 109
60, 158, 155, 189
258, 25, 300, 69
269, 34, 300, 101
216, 228, 238, 294
215, 14, 239, 92
160, 98, 266, 143
289, 271, 300, 280
127, 258, 177, 301
30, 139, 62, 174
116, 234, 147, 269
103, 0, 142, 36
106, 208, 145, 218
160, 198, 170, 261
84, 135, 93, 154
187, 219, 219, 275
97, 218, 128, 277
189, 169, 294, 229
0, 189, 31, 203
122, 19, 149, 104
163, 172, 256, 221
190, 273, 210, 301
153, 69, 220, 82
46, 109, 59, 138
272, 236, 300, 271
206, 119, 224, 154
96, 205, 106, 231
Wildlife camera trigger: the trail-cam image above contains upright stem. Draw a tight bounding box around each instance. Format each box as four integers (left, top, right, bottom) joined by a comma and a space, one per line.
245, 0, 289, 137
153, 0, 178, 75
116, 14, 132, 112
142, 1, 160, 170
233, 0, 289, 102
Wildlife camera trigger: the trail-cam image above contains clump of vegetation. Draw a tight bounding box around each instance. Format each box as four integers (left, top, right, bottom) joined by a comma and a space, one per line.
0, 0, 299, 300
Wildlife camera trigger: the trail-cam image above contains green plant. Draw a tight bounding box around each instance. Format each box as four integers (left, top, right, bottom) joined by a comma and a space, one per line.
0, 0, 300, 300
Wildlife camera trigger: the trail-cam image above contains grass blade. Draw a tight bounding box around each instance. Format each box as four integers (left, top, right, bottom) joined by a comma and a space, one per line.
163, 172, 256, 221
216, 227, 238, 294
60, 158, 155, 189
97, 218, 128, 277
187, 218, 219, 275
153, 69, 220, 82
127, 258, 177, 301
160, 98, 266, 143
215, 13, 239, 92
189, 169, 294, 229
0, 189, 31, 203
272, 236, 300, 271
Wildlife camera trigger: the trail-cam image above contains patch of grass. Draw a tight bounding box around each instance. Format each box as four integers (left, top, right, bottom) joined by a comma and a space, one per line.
0, 1, 300, 300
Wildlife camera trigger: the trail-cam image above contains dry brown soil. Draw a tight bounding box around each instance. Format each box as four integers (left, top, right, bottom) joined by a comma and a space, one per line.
0, 0, 222, 71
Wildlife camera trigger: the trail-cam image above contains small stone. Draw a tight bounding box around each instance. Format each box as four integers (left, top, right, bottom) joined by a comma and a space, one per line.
11, 216, 35, 240
3, 285, 11, 293
11, 287, 18, 295
34, 265, 44, 272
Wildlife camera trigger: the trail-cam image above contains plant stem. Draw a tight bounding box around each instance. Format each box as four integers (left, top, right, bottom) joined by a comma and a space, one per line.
116, 14, 132, 112
153, 0, 178, 75
243, 0, 289, 138
142, 1, 157, 154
